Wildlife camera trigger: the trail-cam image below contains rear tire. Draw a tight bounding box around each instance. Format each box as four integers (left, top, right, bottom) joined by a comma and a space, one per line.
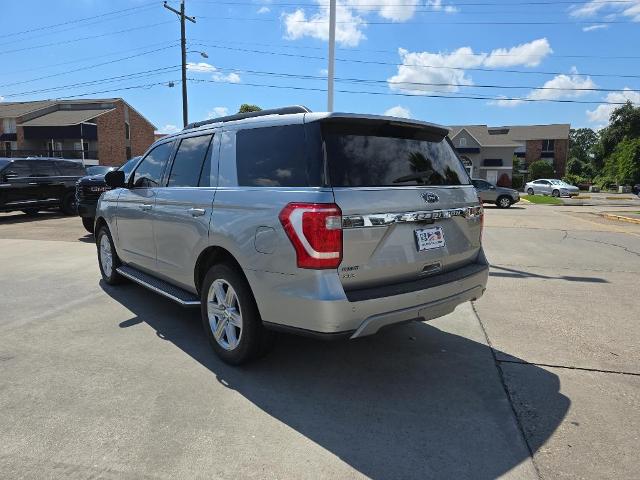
96, 226, 123, 285
22, 209, 39, 216
82, 216, 95, 234
527, 188, 534, 195
496, 196, 512, 208
201, 263, 273, 365
61, 191, 77, 215
552, 189, 560, 197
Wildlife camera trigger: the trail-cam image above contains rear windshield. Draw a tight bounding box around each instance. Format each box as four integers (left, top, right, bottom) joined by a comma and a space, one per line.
321, 121, 470, 187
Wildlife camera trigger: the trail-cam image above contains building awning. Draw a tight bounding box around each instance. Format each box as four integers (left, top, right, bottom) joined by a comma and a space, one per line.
17, 108, 114, 127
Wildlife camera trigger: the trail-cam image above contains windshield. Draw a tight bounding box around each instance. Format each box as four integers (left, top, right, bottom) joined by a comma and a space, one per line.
86, 166, 114, 175
322, 121, 470, 187
118, 157, 140, 175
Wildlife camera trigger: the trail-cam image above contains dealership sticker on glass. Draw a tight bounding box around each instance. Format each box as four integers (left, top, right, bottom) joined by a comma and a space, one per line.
415, 226, 445, 252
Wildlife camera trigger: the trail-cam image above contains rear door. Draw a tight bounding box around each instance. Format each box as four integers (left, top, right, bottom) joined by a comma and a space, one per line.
319, 118, 482, 291
153, 132, 218, 290
0, 160, 40, 209
28, 160, 61, 205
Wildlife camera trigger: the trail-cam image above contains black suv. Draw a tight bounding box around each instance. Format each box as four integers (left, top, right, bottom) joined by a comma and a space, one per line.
76, 156, 141, 232
0, 157, 86, 216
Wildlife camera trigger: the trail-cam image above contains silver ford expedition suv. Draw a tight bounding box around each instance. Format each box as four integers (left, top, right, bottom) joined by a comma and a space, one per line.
95, 106, 488, 365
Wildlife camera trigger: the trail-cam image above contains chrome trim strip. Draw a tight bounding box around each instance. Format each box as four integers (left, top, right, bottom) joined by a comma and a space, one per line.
116, 267, 201, 307
342, 206, 482, 228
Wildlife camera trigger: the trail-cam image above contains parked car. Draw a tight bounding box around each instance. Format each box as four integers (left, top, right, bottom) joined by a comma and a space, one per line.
632, 184, 640, 196
95, 106, 488, 365
0, 157, 85, 215
76, 157, 141, 232
471, 178, 520, 208
525, 179, 579, 197
86, 165, 116, 176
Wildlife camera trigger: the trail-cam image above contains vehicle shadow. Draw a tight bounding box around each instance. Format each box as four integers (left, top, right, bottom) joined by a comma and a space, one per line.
0, 210, 65, 224
490, 265, 608, 283
483, 205, 526, 210
101, 281, 570, 480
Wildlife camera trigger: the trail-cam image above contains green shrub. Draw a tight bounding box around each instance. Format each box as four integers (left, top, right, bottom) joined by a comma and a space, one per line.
511, 174, 524, 190
566, 158, 584, 175
529, 160, 554, 179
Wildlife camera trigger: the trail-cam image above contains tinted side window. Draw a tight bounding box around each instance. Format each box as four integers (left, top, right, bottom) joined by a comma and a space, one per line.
132, 142, 173, 188
30, 161, 58, 177
56, 161, 86, 176
168, 135, 213, 187
3, 161, 32, 178
236, 125, 322, 187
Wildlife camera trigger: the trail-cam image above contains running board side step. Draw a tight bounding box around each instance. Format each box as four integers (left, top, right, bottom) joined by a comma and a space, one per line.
116, 265, 201, 307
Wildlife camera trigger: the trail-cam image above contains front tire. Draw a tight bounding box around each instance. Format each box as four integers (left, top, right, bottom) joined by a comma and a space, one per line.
96, 226, 123, 285
527, 188, 534, 195
497, 196, 512, 208
552, 189, 560, 197
61, 191, 77, 215
82, 216, 95, 233
201, 263, 273, 365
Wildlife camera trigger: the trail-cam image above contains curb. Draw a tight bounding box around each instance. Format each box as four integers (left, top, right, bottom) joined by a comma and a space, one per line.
599, 213, 640, 225
519, 198, 531, 204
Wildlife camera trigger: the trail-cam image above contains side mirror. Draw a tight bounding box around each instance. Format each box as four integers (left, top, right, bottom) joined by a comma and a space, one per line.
489, 185, 496, 190
105, 170, 126, 188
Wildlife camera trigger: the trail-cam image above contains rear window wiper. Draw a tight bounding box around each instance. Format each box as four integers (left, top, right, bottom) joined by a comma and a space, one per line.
392, 170, 434, 184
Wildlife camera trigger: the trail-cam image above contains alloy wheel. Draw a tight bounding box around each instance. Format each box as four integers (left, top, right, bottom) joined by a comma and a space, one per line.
207, 279, 243, 351
99, 234, 113, 277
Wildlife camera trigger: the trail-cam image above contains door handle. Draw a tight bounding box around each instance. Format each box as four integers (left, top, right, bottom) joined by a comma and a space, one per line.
188, 208, 206, 217
28, 182, 39, 185
140, 204, 153, 211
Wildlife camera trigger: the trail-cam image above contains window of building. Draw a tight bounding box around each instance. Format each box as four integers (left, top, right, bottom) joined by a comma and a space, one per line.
542, 139, 555, 152
131, 141, 173, 188
167, 134, 213, 187
2, 118, 16, 134
458, 137, 467, 147
236, 125, 320, 187
483, 158, 503, 167
125, 122, 131, 140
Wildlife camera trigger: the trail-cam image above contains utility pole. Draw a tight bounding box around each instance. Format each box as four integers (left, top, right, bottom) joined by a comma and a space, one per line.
164, 0, 196, 127
327, 0, 336, 112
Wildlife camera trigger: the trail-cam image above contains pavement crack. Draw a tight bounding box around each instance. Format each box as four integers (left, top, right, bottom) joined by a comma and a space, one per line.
565, 235, 640, 258
471, 302, 543, 480
496, 359, 640, 377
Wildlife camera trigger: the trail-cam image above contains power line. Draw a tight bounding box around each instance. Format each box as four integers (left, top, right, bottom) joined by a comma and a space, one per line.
53, 80, 182, 100
0, 44, 180, 89
0, 21, 174, 56
188, 0, 637, 6
191, 43, 640, 80
187, 77, 634, 105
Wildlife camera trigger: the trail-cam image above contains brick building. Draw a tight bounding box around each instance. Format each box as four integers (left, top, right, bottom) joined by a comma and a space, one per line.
448, 123, 570, 186
0, 98, 156, 166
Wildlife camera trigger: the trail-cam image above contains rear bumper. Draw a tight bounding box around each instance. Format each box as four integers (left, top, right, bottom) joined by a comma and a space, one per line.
249, 253, 489, 338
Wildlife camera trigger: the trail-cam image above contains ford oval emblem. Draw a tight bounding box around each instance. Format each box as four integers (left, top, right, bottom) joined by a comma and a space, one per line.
421, 192, 439, 204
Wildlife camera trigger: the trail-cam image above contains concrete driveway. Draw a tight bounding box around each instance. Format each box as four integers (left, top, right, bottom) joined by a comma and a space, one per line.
0, 206, 638, 479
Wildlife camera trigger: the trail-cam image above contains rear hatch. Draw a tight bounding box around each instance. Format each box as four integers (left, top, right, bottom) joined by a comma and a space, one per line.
319, 117, 483, 292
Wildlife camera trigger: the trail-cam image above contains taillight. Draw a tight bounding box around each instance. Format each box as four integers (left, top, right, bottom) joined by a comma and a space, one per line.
478, 197, 484, 244
279, 202, 342, 269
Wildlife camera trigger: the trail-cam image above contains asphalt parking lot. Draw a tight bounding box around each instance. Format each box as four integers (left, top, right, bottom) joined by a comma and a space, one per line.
0, 205, 639, 479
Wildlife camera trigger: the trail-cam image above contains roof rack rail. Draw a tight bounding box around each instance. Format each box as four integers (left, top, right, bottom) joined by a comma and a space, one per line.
184, 105, 312, 130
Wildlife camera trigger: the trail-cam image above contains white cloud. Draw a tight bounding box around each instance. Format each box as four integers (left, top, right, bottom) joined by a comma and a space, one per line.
186, 62, 216, 73
257, 6, 270, 14
586, 88, 640, 124
582, 24, 609, 31
283, 2, 367, 47
426, 0, 459, 14
570, 0, 640, 21
487, 97, 524, 108
483, 38, 552, 67
527, 71, 596, 101
207, 107, 229, 119
213, 71, 241, 83
157, 124, 180, 134
387, 39, 552, 95
0, 95, 4, 102
319, 68, 329, 76
383, 106, 412, 118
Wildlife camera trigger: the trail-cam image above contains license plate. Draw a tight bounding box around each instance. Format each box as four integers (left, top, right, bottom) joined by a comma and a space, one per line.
415, 226, 445, 252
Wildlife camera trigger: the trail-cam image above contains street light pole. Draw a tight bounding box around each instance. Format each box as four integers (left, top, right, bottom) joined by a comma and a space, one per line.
164, 0, 196, 127
327, 0, 336, 112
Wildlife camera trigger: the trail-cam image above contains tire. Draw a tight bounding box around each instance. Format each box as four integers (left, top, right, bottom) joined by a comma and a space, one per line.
496, 196, 512, 208
527, 188, 534, 195
61, 191, 77, 215
82, 216, 95, 234
22, 209, 39, 216
96, 226, 124, 285
552, 189, 560, 198
201, 263, 273, 365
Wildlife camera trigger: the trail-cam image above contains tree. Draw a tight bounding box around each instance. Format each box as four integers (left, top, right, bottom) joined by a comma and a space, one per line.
566, 158, 584, 176
599, 101, 640, 159
569, 128, 598, 164
529, 160, 554, 179
238, 104, 262, 113
601, 138, 640, 185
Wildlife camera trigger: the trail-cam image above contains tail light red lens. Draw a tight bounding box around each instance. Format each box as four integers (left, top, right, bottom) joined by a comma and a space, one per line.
279, 202, 342, 269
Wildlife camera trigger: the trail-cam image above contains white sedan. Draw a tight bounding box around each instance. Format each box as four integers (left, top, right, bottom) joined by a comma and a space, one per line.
525, 179, 580, 197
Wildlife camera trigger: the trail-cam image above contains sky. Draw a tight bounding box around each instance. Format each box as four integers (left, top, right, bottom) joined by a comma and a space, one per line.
1, 0, 640, 133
